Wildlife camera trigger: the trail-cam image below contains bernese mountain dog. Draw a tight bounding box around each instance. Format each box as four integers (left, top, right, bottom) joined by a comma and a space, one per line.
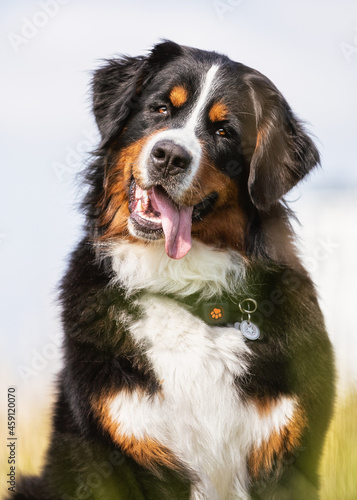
13, 41, 335, 500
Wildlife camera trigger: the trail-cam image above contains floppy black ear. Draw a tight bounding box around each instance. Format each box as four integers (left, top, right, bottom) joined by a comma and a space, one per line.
92, 55, 146, 140
246, 73, 320, 212
92, 41, 183, 141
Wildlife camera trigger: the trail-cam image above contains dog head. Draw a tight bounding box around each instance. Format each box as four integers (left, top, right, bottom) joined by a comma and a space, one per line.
91, 41, 319, 259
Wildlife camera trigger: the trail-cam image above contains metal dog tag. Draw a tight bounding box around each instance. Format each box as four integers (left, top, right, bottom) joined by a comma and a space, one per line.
239, 320, 260, 341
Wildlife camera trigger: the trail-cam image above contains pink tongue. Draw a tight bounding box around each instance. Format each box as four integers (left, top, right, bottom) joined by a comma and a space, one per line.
150, 187, 193, 259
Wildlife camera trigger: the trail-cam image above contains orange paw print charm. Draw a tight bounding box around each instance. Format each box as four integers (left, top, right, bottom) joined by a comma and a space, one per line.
209, 307, 224, 320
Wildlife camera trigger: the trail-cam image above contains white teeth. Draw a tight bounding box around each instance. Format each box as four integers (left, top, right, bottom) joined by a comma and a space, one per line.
134, 187, 155, 216
142, 190, 150, 210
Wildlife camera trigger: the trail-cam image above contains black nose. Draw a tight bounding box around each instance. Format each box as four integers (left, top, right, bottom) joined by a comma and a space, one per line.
150, 140, 192, 176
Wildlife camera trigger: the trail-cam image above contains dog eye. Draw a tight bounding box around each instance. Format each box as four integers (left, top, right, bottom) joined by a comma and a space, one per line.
215, 128, 227, 137
158, 106, 168, 114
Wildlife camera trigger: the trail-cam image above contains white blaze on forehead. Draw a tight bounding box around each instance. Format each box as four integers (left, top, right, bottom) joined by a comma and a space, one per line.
185, 64, 220, 131
138, 64, 220, 191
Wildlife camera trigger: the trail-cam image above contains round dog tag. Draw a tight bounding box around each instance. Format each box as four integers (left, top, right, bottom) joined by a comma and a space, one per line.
240, 320, 260, 340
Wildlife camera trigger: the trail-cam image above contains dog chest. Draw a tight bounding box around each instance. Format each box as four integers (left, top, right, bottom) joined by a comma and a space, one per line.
107, 294, 256, 497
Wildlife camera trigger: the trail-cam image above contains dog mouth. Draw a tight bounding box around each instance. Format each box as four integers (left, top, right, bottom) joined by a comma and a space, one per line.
129, 178, 217, 259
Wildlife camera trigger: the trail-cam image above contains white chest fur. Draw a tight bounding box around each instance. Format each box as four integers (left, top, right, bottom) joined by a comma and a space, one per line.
106, 241, 296, 499
129, 294, 251, 499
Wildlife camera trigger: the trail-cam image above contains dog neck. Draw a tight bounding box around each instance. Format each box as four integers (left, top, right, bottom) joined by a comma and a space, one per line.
104, 239, 247, 300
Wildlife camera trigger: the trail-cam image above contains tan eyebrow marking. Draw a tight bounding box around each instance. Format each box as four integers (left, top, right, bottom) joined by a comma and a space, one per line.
209, 101, 228, 122
169, 85, 189, 108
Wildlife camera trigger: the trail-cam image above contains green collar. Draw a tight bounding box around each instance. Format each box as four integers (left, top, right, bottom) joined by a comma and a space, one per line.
167, 294, 263, 340
189, 298, 242, 326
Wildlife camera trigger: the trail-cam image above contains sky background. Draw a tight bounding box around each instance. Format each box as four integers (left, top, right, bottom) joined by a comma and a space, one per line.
1, 0, 357, 400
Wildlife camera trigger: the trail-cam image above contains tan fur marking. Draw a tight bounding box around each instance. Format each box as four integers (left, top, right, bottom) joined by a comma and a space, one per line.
111, 434, 178, 470
254, 397, 278, 417
248, 405, 307, 480
98, 139, 146, 240
98, 130, 167, 241
209, 101, 228, 122
169, 85, 188, 108
94, 396, 180, 471
256, 130, 262, 147
180, 152, 247, 252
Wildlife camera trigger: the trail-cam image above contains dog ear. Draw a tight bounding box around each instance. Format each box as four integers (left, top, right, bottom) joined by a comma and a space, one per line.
148, 39, 183, 66
92, 55, 146, 140
92, 41, 183, 142
246, 72, 320, 212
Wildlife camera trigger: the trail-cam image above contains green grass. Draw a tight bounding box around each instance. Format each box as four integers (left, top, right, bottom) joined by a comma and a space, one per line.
320, 391, 357, 500
1, 400, 52, 500
1, 391, 356, 499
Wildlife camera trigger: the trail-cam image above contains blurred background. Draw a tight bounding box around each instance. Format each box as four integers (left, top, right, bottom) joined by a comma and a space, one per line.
1, 0, 356, 498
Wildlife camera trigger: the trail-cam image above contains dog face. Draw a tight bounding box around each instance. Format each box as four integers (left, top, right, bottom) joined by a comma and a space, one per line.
91, 41, 319, 259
